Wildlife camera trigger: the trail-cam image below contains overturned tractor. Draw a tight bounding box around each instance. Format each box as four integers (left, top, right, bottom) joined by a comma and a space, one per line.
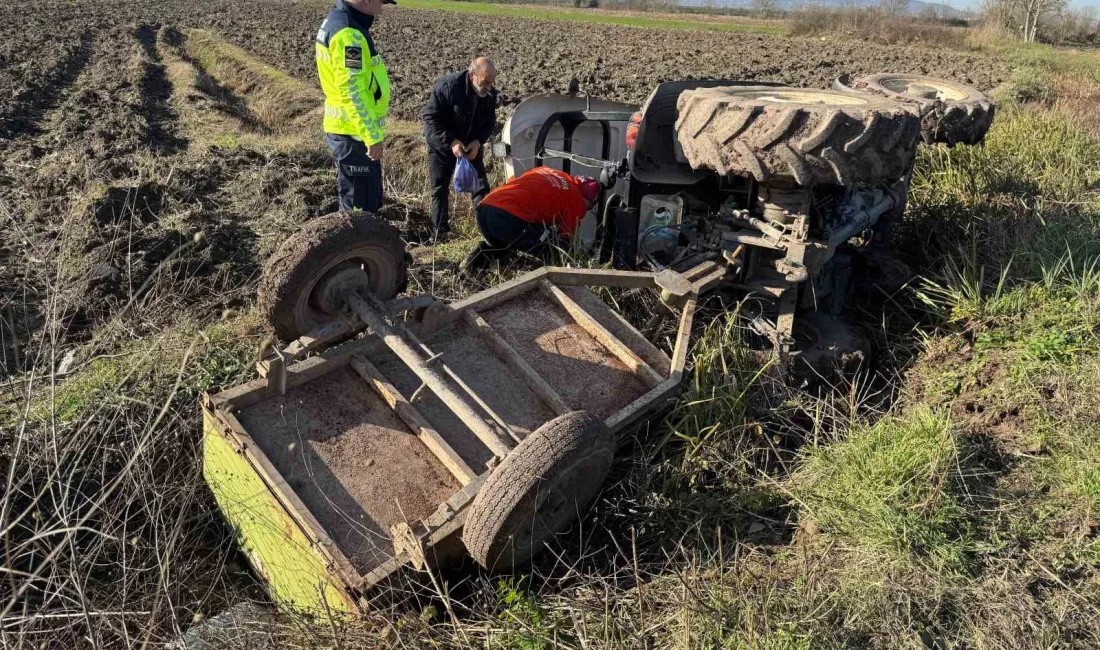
497, 73, 993, 368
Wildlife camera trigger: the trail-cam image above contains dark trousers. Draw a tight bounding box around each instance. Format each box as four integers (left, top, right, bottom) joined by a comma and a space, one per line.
428, 146, 489, 232
326, 134, 382, 212
476, 204, 554, 258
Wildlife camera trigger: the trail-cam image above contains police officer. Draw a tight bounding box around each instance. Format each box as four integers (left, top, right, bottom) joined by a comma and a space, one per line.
316, 0, 394, 213
421, 58, 498, 238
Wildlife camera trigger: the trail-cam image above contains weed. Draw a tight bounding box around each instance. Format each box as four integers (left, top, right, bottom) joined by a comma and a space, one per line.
789, 408, 975, 573
787, 7, 967, 48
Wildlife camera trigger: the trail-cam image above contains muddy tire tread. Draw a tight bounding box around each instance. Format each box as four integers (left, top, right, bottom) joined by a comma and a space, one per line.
258, 211, 407, 342
852, 74, 994, 147
462, 411, 614, 572
675, 86, 920, 186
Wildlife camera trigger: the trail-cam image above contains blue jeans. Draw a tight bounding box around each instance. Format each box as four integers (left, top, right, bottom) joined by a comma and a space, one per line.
326, 134, 382, 212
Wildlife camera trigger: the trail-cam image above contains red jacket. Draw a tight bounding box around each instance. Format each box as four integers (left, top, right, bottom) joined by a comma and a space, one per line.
479, 167, 588, 237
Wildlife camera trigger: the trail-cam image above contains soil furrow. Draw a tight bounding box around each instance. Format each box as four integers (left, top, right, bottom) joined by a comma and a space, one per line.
134, 24, 188, 154
0, 29, 93, 144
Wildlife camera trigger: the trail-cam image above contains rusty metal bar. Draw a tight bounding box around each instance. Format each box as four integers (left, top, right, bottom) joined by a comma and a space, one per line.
343, 291, 514, 458
349, 354, 478, 485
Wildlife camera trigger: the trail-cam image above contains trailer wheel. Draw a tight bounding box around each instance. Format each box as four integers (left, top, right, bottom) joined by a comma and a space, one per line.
463, 411, 615, 572
259, 212, 407, 342
844, 74, 994, 147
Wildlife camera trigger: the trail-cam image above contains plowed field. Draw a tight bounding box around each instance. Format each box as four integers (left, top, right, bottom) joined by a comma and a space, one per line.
0, 0, 1005, 357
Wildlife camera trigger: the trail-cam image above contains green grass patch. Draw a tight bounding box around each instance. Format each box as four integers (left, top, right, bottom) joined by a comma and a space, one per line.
789, 408, 975, 572
396, 0, 782, 34
13, 313, 265, 426
182, 28, 321, 132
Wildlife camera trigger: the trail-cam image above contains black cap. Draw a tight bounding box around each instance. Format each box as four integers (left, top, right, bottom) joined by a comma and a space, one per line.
382, 0, 397, 4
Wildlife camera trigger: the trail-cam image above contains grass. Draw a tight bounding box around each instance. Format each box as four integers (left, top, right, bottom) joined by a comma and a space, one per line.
789, 408, 974, 572
181, 29, 321, 133
397, 0, 783, 34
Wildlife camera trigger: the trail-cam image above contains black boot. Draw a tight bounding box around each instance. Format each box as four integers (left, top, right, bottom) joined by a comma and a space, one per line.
460, 241, 511, 275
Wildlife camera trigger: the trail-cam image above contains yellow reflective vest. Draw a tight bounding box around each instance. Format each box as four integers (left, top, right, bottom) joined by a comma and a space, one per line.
315, 0, 390, 145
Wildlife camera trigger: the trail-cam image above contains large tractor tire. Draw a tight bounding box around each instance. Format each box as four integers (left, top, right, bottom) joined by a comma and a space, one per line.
258, 211, 408, 342
842, 74, 994, 147
675, 86, 921, 187
462, 411, 615, 572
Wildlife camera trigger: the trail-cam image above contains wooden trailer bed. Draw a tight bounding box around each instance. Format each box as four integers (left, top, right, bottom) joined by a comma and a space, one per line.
201, 266, 702, 616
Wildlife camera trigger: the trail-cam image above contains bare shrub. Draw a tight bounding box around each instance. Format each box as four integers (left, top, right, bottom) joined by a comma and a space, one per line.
787, 7, 969, 48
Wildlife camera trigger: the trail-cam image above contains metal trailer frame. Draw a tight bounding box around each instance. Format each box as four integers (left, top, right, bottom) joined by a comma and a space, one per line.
201, 265, 708, 616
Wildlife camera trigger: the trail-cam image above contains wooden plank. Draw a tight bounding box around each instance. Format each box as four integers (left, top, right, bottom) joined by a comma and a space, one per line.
654, 269, 694, 299
683, 260, 721, 282
348, 353, 479, 486
545, 267, 657, 289
670, 296, 697, 382
692, 266, 729, 294
563, 286, 672, 377
540, 281, 663, 388
203, 413, 359, 614
214, 338, 390, 411
278, 316, 361, 361
216, 356, 340, 410
360, 555, 409, 593
423, 268, 549, 335
208, 407, 365, 591
606, 376, 683, 437
360, 475, 488, 592
463, 310, 571, 416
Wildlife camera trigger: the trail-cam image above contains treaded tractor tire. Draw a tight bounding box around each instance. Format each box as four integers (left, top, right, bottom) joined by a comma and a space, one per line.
675, 86, 920, 186
462, 411, 615, 572
258, 211, 407, 342
847, 74, 994, 147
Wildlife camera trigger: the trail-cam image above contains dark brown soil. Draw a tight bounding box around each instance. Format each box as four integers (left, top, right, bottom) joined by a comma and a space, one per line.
237, 366, 460, 574
179, 0, 1007, 120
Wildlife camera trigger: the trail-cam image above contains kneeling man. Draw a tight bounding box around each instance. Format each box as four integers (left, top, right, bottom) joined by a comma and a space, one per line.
460, 167, 599, 273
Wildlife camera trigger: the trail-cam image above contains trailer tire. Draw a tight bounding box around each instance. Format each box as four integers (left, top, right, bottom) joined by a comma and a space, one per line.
846, 74, 994, 147
259, 211, 407, 342
675, 86, 920, 186
463, 411, 614, 572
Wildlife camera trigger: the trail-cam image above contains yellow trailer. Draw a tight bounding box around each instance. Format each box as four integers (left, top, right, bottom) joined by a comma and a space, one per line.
202, 213, 706, 615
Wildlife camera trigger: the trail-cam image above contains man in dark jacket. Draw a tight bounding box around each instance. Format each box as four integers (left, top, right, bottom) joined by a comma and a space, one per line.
421, 58, 498, 238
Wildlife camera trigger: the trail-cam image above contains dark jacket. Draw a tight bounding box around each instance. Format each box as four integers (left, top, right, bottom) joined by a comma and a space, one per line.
421, 70, 497, 153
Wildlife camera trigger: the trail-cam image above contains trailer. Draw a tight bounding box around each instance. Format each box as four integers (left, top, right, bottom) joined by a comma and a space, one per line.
202, 255, 705, 615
